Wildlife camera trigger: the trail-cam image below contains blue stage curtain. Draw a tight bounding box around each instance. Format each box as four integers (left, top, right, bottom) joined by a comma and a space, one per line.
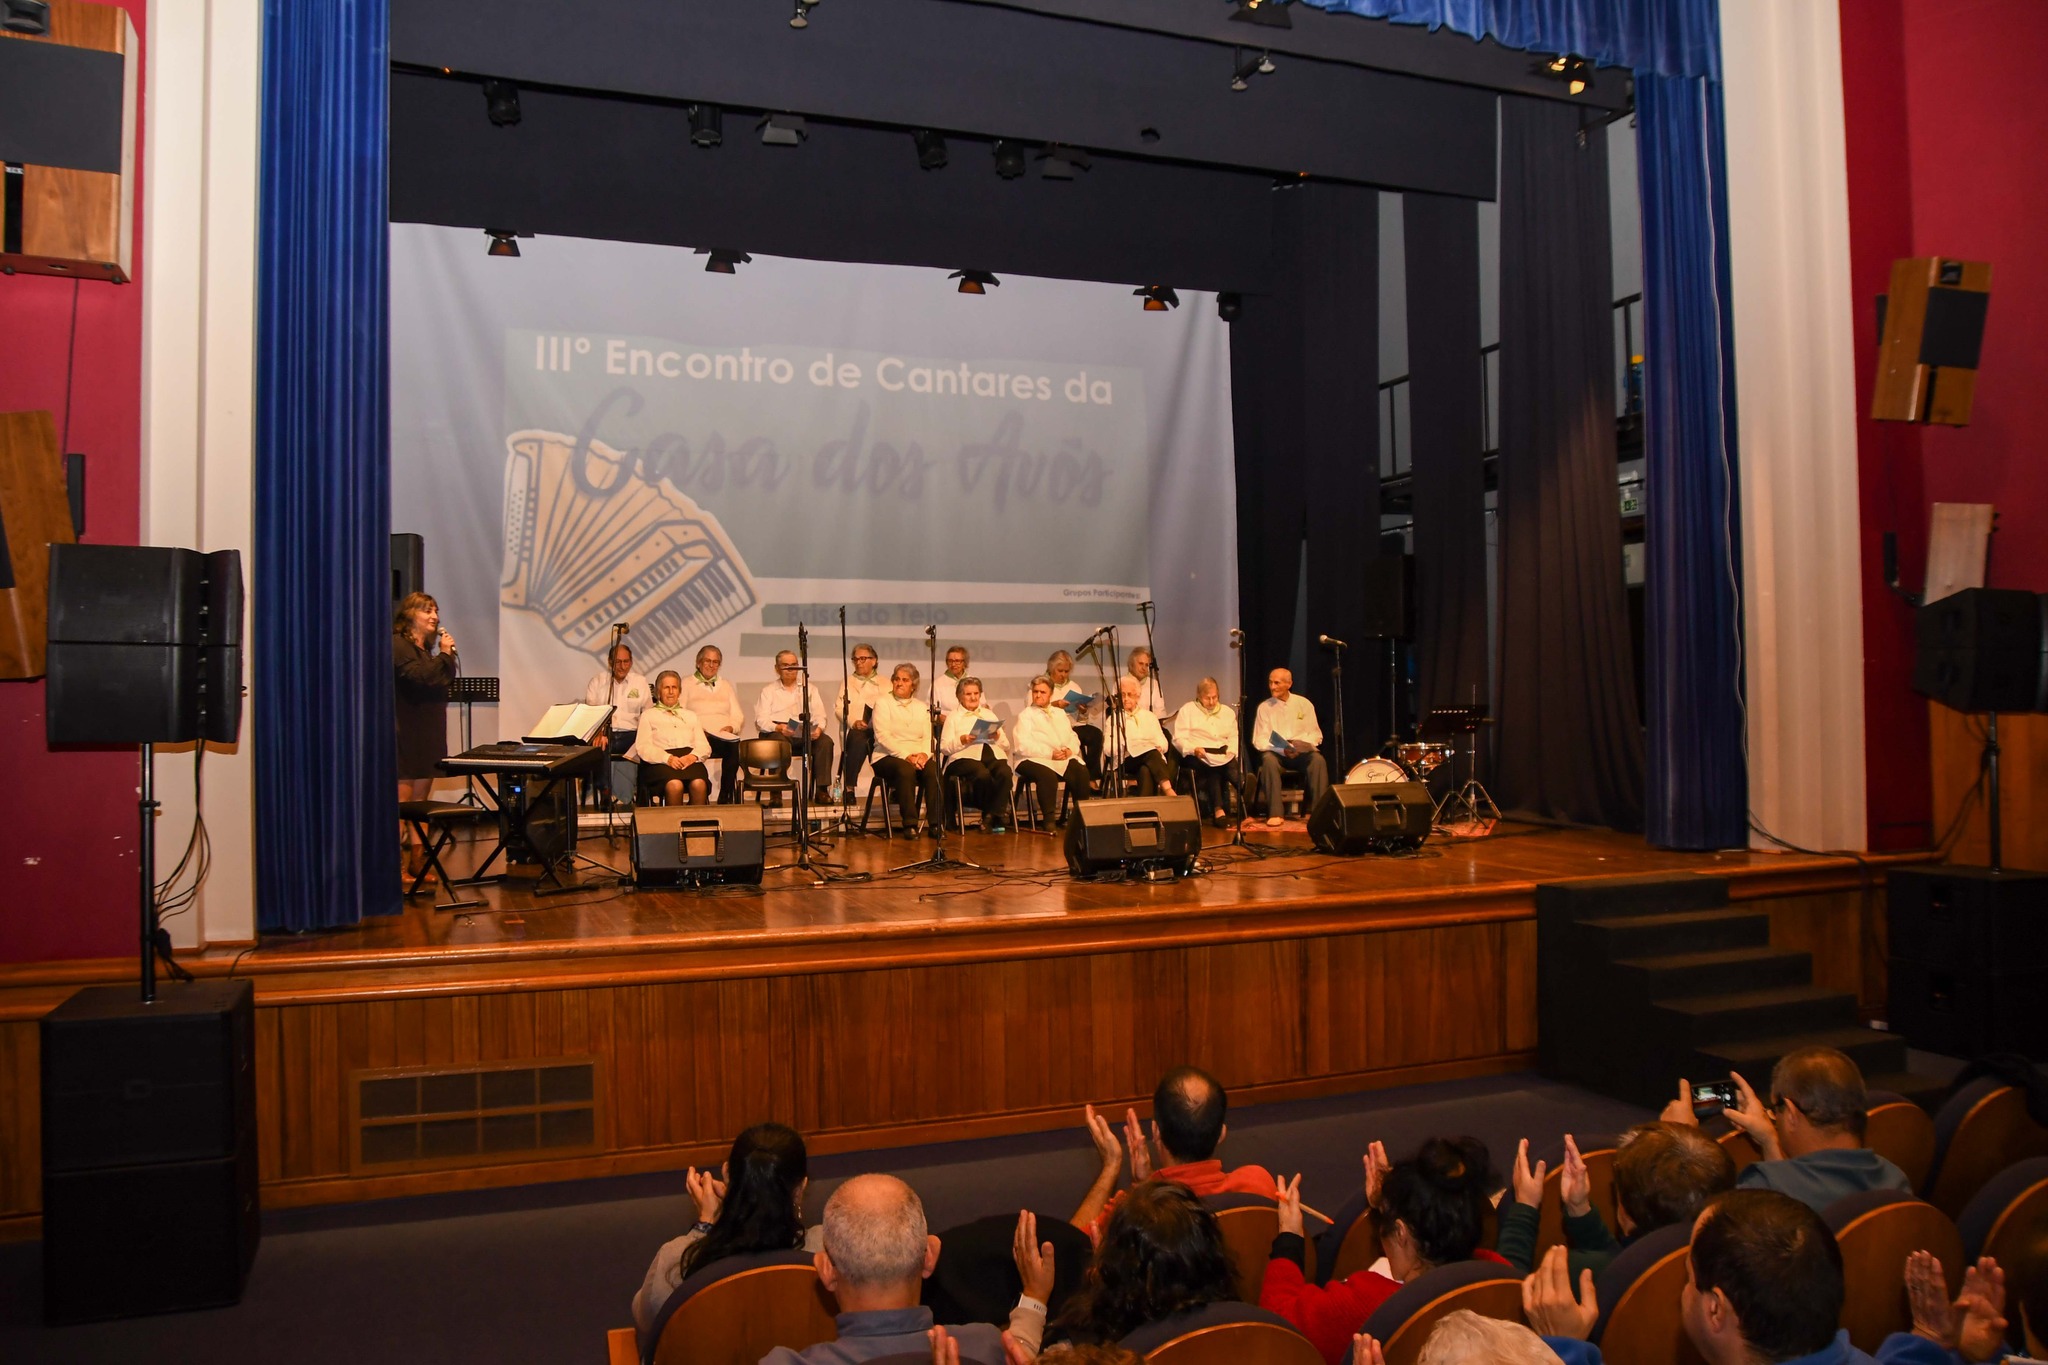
1636, 72, 1746, 849
255, 0, 397, 930
1290, 0, 1719, 81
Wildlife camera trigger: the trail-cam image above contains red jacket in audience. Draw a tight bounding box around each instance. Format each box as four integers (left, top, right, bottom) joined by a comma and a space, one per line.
1260, 1246, 1513, 1365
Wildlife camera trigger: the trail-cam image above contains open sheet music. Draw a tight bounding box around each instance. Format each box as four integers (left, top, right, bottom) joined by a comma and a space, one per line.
523, 702, 613, 744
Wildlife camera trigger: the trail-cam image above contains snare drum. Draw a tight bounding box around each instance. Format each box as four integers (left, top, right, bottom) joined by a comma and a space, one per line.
1345, 756, 1413, 785
1396, 742, 1455, 775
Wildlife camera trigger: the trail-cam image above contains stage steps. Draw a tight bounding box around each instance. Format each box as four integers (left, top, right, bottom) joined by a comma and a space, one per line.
1537, 873, 1938, 1111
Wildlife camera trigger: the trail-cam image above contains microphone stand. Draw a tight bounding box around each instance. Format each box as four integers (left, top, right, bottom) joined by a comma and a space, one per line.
1327, 640, 1347, 774
768, 622, 847, 884
1136, 600, 1161, 712
892, 623, 985, 874
1228, 630, 1254, 850
833, 605, 852, 825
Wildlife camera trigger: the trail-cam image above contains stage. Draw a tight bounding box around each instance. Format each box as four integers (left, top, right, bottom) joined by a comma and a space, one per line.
0, 817, 1919, 1236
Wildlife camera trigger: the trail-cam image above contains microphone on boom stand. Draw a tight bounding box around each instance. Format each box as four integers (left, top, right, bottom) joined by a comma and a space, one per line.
1318, 634, 1347, 650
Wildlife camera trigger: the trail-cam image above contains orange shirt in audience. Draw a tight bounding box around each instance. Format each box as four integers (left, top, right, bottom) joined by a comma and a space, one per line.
1086, 1158, 1277, 1243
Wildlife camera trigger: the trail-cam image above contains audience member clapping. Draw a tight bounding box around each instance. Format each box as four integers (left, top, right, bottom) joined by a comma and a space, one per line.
1662, 1048, 1911, 1213
634, 1122, 816, 1349
1497, 1123, 1737, 1278
1048, 1181, 1239, 1346
1071, 1067, 1275, 1241
1261, 1137, 1504, 1365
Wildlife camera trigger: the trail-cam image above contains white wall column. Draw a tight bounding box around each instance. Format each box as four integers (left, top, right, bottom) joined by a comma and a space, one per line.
141, 0, 262, 945
1720, 0, 1868, 851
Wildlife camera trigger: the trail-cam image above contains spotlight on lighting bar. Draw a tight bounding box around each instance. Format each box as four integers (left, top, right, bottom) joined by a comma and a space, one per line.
1217, 292, 1242, 322
688, 104, 723, 148
1135, 285, 1180, 312
992, 140, 1027, 180
697, 248, 752, 274
481, 79, 522, 127
1038, 145, 1091, 180
485, 229, 521, 258
1539, 53, 1592, 95
1228, 0, 1291, 28
759, 113, 807, 146
914, 128, 949, 170
790, 0, 816, 27
950, 270, 1001, 295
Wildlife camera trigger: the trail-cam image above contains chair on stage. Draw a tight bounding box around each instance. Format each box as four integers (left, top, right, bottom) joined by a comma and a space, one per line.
1354, 1261, 1526, 1365
859, 775, 924, 837
1864, 1090, 1937, 1194
1824, 1189, 1962, 1352
612, 1248, 838, 1365
398, 799, 485, 912
1118, 1303, 1320, 1365
1926, 1075, 2048, 1218
1013, 770, 1071, 834
1586, 1222, 1699, 1365
734, 737, 798, 812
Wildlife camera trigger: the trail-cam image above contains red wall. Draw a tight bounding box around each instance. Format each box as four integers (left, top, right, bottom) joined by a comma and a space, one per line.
1841, 0, 2048, 849
0, 0, 150, 962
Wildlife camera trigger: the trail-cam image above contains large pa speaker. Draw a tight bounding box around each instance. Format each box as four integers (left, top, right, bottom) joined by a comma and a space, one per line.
1912, 588, 2047, 714
1063, 795, 1201, 878
1308, 783, 1433, 854
1886, 867, 2048, 1060
391, 532, 424, 603
45, 544, 244, 744
1363, 554, 1414, 641
1873, 256, 1992, 426
40, 980, 259, 1321
631, 804, 765, 886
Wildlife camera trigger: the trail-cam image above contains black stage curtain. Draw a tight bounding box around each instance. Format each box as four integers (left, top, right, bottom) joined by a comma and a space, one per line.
1493, 97, 1644, 830
1231, 185, 1380, 770
1403, 191, 1488, 718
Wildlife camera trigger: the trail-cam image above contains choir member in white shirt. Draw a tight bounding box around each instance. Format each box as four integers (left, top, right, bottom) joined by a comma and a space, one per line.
1043, 650, 1104, 779
1115, 675, 1178, 797
1014, 673, 1095, 823
835, 643, 886, 795
680, 645, 746, 801
870, 663, 947, 836
755, 650, 835, 801
583, 642, 650, 805
632, 671, 712, 806
940, 676, 1015, 833
934, 646, 971, 717
1251, 668, 1329, 826
1123, 648, 1167, 717
1172, 677, 1240, 826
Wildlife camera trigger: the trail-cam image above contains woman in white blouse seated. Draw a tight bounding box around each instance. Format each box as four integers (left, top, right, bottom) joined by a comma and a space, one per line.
1115, 675, 1178, 798
1014, 673, 1096, 824
632, 671, 712, 806
869, 663, 947, 836
1043, 649, 1104, 779
1172, 676, 1240, 826
940, 676, 1015, 834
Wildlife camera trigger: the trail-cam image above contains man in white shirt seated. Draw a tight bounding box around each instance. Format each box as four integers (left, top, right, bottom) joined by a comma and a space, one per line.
583, 642, 650, 807
679, 644, 746, 802
756, 650, 835, 802
934, 646, 971, 717
836, 643, 887, 798
939, 676, 1014, 833
1251, 668, 1328, 827
1172, 677, 1240, 826
1114, 676, 1177, 797
869, 664, 947, 837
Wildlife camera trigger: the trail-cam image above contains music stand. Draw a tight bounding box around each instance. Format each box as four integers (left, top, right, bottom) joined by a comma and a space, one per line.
1421, 705, 1499, 837
448, 676, 499, 809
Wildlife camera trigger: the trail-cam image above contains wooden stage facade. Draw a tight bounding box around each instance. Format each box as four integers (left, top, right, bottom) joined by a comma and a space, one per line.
0, 819, 1916, 1237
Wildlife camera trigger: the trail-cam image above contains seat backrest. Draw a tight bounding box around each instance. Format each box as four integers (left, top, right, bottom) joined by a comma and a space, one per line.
1532, 1137, 1619, 1263
1957, 1155, 2048, 1265
1320, 1192, 1378, 1283
646, 1251, 837, 1365
1824, 1190, 1963, 1353
1207, 1196, 1286, 1302
1716, 1128, 1763, 1174
1865, 1092, 1937, 1194
1929, 1081, 2048, 1218
1122, 1302, 1306, 1358
1357, 1261, 1526, 1365
1138, 1312, 1323, 1365
737, 737, 793, 777
1588, 1223, 1701, 1365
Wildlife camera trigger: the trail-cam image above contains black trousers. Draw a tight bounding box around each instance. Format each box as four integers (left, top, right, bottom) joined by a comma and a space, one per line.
1075, 724, 1104, 779
841, 725, 874, 791
1180, 757, 1240, 817
872, 754, 946, 831
1017, 758, 1094, 823
598, 729, 636, 800
705, 733, 742, 802
946, 752, 1015, 826
1122, 749, 1175, 796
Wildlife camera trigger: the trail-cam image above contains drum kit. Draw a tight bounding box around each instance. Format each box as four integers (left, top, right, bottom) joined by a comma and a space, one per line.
1344, 706, 1500, 837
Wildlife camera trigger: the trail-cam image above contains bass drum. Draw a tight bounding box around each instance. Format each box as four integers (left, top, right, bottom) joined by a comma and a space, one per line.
1345, 756, 1414, 785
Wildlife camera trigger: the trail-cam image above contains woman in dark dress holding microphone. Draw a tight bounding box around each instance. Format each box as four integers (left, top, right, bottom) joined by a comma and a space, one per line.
393, 591, 459, 882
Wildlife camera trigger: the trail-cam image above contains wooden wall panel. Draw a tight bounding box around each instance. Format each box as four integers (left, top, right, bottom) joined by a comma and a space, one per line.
1765, 891, 1884, 1013
0, 1022, 38, 1219
1931, 704, 2048, 874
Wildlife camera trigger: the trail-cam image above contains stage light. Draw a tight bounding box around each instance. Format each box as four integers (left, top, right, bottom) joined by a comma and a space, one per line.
1541, 54, 1592, 95
992, 140, 1027, 180
1228, 0, 1291, 28
1039, 145, 1091, 180
688, 104, 723, 149
790, 0, 816, 27
949, 270, 1000, 295
1135, 285, 1180, 312
914, 129, 949, 170
1217, 292, 1242, 322
759, 113, 807, 147
697, 248, 752, 274
481, 79, 522, 127
485, 229, 520, 258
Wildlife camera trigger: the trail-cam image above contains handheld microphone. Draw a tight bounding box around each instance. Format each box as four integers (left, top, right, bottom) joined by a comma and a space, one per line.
1319, 634, 1348, 649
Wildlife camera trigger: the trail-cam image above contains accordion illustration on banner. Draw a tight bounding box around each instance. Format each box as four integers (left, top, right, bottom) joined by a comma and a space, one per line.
501, 429, 757, 666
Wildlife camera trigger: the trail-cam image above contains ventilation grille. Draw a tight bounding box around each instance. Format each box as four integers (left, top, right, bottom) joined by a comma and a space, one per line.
350, 1058, 602, 1173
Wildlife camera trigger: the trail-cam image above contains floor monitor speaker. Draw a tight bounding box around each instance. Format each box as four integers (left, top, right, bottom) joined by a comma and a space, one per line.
632, 804, 765, 886
1309, 782, 1433, 854
1063, 795, 1201, 878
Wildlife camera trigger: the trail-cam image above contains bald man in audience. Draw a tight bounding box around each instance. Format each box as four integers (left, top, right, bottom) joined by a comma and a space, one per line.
1071, 1066, 1276, 1243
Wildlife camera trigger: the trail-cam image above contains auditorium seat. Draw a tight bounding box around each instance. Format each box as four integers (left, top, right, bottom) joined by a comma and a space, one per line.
1716, 1127, 1763, 1174
637, 1249, 838, 1365
1207, 1192, 1309, 1301
1586, 1222, 1701, 1365
1120, 1302, 1317, 1365
1823, 1190, 1962, 1352
1957, 1155, 2048, 1266
1864, 1090, 1937, 1193
1319, 1191, 1377, 1283
1926, 1077, 2048, 1218
1531, 1135, 1619, 1262
1354, 1260, 1525, 1365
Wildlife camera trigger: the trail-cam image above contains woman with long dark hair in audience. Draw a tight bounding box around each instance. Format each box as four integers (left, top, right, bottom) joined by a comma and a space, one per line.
631, 1122, 819, 1351
1261, 1136, 1508, 1365
1048, 1180, 1237, 1346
